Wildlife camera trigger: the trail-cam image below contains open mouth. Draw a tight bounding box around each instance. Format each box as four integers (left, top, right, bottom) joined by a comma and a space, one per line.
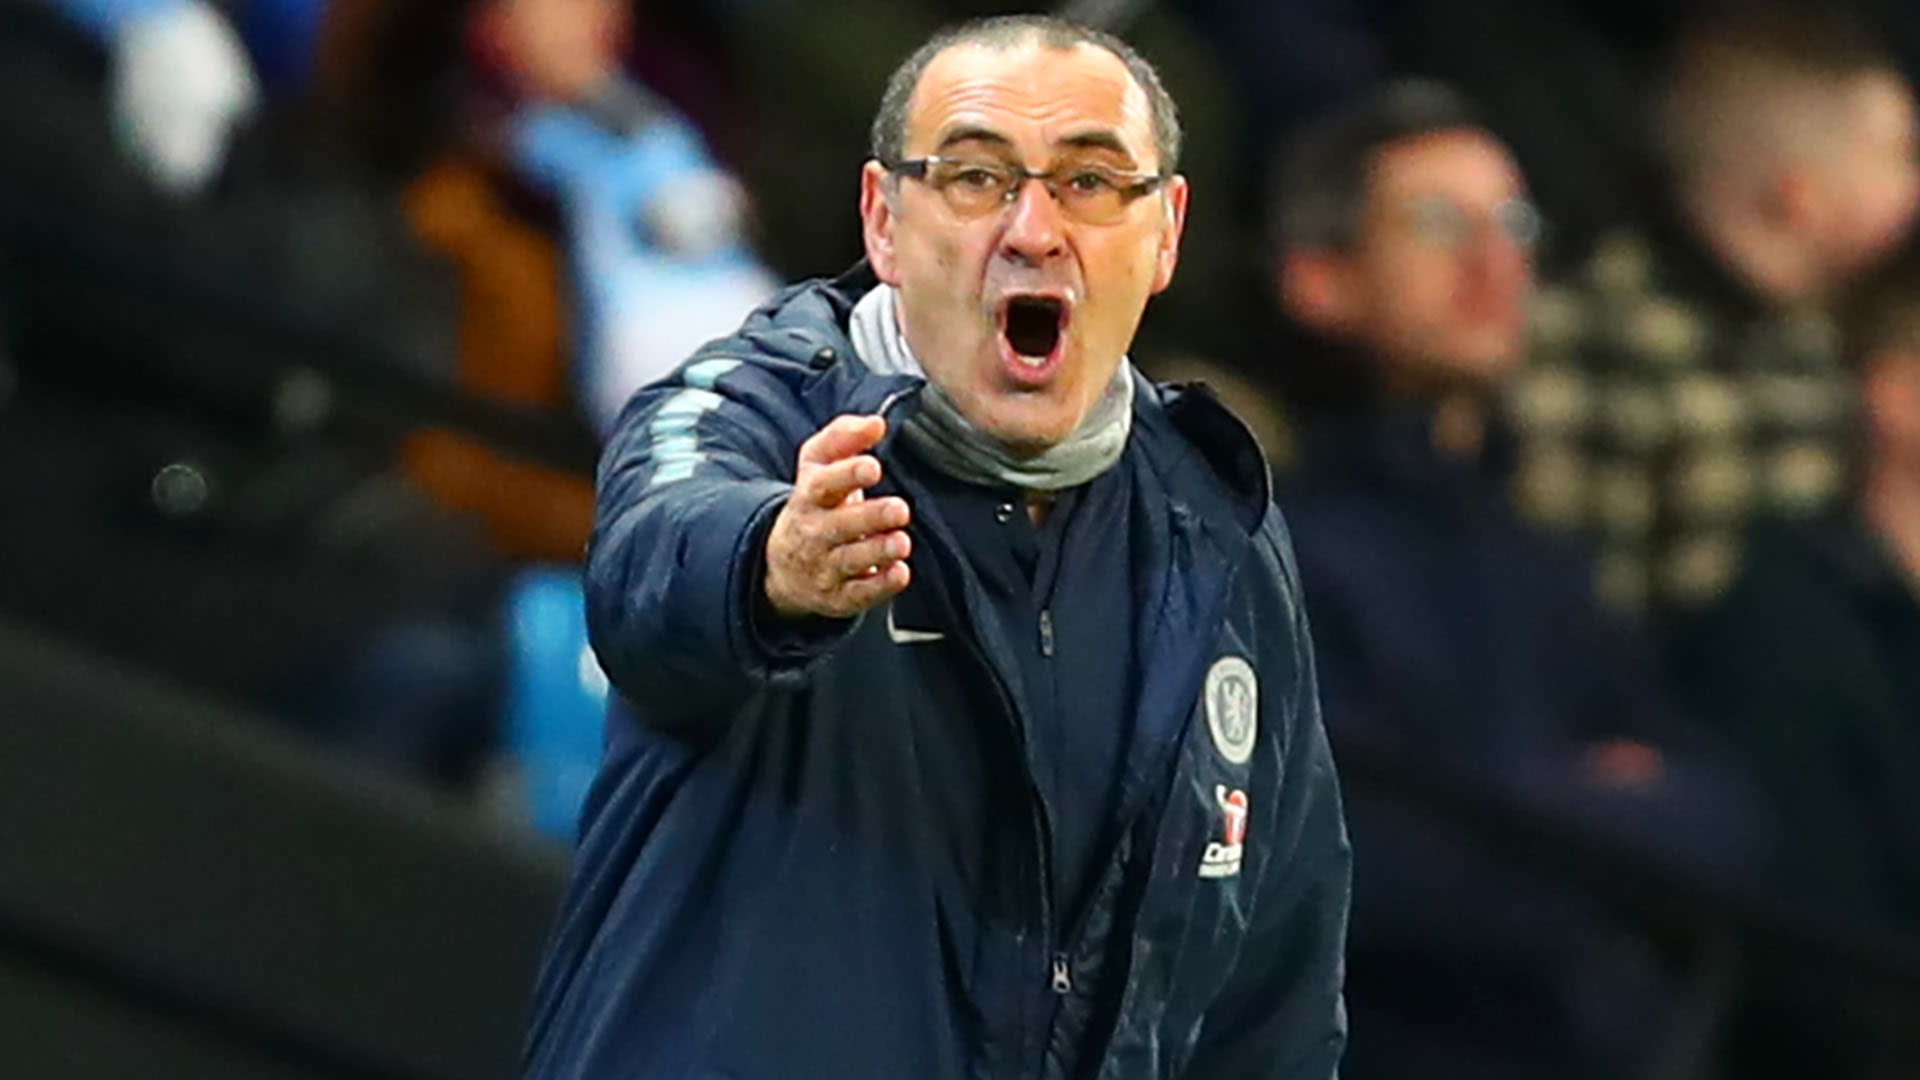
1001, 295, 1066, 366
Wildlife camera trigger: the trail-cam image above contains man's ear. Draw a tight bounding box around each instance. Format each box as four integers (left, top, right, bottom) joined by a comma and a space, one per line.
1864, 348, 1920, 448
860, 160, 903, 286
1279, 247, 1355, 331
1149, 174, 1191, 294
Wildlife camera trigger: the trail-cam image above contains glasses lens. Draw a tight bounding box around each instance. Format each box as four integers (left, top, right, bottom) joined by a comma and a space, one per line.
1401, 196, 1541, 252
925, 159, 1015, 216
1496, 199, 1542, 250
914, 158, 1154, 223
1052, 165, 1131, 224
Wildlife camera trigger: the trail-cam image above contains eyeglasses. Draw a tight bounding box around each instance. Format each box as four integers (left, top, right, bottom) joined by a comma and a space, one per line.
1397, 195, 1543, 252
883, 156, 1170, 225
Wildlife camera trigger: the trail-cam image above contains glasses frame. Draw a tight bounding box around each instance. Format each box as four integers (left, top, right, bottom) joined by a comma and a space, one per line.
1391, 194, 1544, 253
882, 155, 1171, 223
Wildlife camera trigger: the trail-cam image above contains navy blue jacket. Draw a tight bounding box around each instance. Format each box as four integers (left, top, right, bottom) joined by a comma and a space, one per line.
523, 268, 1350, 1079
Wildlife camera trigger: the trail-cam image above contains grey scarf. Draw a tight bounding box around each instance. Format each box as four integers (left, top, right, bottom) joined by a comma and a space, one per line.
847, 285, 1132, 492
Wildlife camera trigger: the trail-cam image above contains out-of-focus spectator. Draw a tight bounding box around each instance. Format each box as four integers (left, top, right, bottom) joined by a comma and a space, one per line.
397, 0, 778, 564
477, 0, 779, 430
366, 0, 784, 832
1510, 3, 1920, 617
1270, 80, 1766, 1079
1667, 243, 1920, 1077
0, 0, 507, 787
384, 0, 599, 564
52, 0, 263, 195
1381, 0, 1655, 274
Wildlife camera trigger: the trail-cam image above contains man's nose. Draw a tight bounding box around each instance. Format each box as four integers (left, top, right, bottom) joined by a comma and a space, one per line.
998, 178, 1068, 266
1464, 226, 1531, 290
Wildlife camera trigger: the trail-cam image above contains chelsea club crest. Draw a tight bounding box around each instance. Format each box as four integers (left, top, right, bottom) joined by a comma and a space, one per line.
1203, 656, 1258, 765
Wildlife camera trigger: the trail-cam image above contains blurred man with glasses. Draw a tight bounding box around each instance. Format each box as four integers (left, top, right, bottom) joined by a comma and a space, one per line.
523, 14, 1351, 1080
1270, 79, 1766, 1080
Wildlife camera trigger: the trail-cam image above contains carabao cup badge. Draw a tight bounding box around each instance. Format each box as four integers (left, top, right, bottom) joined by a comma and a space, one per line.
1203, 656, 1257, 765
1199, 785, 1250, 879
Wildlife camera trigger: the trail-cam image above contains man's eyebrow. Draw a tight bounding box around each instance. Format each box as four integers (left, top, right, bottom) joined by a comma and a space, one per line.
926, 125, 1150, 168
932, 125, 1014, 154
1056, 130, 1141, 167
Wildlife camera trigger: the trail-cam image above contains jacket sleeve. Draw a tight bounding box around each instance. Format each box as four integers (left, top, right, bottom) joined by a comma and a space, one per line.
1186, 519, 1351, 1080
584, 356, 858, 722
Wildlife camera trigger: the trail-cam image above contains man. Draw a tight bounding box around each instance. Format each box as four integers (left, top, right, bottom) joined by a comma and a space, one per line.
521, 15, 1350, 1080
1511, 4, 1920, 616
1270, 81, 1764, 1079
1667, 245, 1920, 1077
722, 0, 1248, 369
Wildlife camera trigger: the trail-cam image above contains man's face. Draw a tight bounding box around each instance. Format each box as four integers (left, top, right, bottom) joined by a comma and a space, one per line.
1814, 72, 1920, 280
1291, 129, 1535, 387
488, 0, 628, 103
860, 40, 1188, 456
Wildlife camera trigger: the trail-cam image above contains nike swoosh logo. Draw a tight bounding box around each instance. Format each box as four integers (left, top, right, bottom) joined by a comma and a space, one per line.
886, 605, 945, 644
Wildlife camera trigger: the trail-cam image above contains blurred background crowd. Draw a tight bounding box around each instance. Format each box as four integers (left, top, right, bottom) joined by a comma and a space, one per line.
3, 0, 1920, 1077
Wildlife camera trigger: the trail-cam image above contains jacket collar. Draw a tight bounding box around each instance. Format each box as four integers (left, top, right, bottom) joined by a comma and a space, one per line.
1134, 377, 1273, 536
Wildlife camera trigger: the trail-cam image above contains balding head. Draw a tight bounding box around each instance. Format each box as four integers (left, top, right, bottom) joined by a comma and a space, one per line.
1660, 5, 1906, 191
1660, 6, 1920, 296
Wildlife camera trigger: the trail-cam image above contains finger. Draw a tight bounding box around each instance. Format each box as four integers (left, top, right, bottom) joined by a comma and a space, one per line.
798, 414, 887, 467
831, 530, 911, 579
801, 454, 883, 509
817, 496, 911, 546
835, 560, 911, 612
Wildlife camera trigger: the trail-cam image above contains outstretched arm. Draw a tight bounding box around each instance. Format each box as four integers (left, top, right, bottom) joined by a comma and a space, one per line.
586, 363, 911, 725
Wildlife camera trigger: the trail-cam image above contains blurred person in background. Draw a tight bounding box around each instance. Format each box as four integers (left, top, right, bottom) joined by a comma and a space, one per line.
44, 0, 264, 196
364, 0, 784, 833
1510, 2, 1920, 618
1667, 242, 1920, 1078
0, 0, 509, 787
460, 0, 780, 435
525, 16, 1351, 1077
396, 0, 779, 567
1271, 80, 1766, 1080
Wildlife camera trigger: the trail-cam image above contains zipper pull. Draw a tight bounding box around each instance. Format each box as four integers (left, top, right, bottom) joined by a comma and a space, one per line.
1038, 609, 1055, 658
1050, 953, 1072, 994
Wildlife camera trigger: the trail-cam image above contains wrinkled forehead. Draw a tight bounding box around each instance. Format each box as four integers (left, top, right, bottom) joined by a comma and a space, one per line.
904, 39, 1160, 170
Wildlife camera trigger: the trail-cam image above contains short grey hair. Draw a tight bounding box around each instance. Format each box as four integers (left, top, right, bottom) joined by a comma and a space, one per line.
869, 15, 1182, 174
1270, 79, 1484, 253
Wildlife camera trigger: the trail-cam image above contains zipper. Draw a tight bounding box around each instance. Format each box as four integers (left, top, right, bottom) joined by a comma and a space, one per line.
959, 628, 1056, 1075
889, 470, 1058, 1074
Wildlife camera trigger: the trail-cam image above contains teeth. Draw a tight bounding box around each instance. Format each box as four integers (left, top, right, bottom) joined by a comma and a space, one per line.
1016, 353, 1048, 368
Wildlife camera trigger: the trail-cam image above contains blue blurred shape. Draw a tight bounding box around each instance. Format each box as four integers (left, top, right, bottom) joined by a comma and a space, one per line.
239, 0, 326, 93
504, 567, 609, 841
50, 0, 181, 40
